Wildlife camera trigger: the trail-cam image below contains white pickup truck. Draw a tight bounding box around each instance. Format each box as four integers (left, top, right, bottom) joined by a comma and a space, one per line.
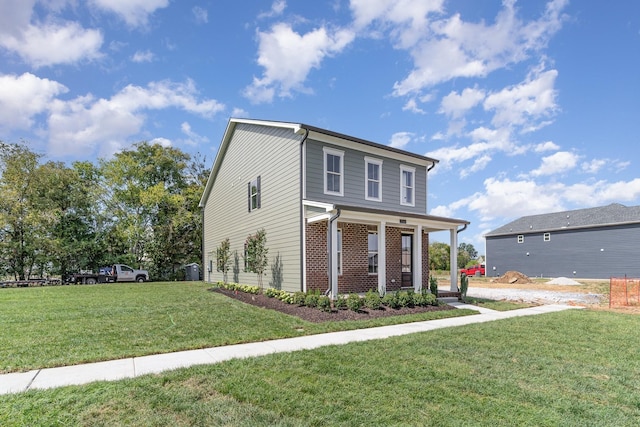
67, 264, 150, 284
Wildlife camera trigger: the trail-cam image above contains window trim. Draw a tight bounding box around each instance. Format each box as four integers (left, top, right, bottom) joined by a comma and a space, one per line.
400, 165, 415, 207
517, 235, 524, 243
368, 230, 379, 275
323, 147, 344, 196
543, 232, 551, 242
364, 157, 383, 202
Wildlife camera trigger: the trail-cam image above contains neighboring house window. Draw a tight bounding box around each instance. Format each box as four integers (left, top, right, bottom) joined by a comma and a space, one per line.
337, 228, 342, 275
400, 165, 415, 207
517, 235, 524, 243
365, 157, 382, 201
323, 147, 344, 196
368, 231, 378, 274
544, 233, 551, 242
247, 176, 261, 212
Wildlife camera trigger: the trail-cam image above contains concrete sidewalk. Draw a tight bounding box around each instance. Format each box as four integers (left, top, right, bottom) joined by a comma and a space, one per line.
0, 303, 580, 395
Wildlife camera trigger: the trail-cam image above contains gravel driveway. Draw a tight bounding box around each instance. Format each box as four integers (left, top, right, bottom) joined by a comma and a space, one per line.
466, 287, 604, 305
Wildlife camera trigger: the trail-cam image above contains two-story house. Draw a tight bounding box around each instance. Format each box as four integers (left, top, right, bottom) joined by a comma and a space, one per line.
199, 118, 469, 298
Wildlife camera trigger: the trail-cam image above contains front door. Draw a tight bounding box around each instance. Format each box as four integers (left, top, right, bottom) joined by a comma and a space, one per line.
401, 234, 413, 287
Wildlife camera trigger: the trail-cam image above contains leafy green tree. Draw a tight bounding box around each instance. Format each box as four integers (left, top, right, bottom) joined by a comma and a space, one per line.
216, 238, 231, 283
429, 242, 450, 271
458, 242, 479, 268
244, 229, 269, 289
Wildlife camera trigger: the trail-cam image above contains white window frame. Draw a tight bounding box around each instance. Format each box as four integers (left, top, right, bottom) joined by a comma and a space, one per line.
368, 231, 378, 274
323, 147, 344, 196
365, 157, 383, 202
400, 165, 415, 207
517, 235, 524, 243
543, 232, 551, 242
337, 228, 343, 275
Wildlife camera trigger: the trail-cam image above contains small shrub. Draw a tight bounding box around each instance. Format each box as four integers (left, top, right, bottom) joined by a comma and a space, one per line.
346, 293, 364, 312
429, 276, 438, 296
397, 291, 414, 308
382, 291, 401, 309
292, 291, 306, 306
364, 289, 382, 310
334, 295, 347, 310
317, 295, 332, 312
460, 274, 469, 300
304, 292, 320, 308
415, 290, 437, 306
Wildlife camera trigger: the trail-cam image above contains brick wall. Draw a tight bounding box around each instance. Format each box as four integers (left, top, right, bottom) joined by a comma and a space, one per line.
305, 221, 431, 294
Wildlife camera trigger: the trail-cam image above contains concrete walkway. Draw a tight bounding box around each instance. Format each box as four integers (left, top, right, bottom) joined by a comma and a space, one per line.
0, 303, 580, 395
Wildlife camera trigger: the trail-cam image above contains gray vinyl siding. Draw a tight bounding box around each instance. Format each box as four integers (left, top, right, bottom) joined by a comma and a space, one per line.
202, 123, 303, 291
305, 139, 427, 214
485, 223, 640, 279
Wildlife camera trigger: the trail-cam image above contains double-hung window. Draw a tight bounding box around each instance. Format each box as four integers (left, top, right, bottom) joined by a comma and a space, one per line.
368, 231, 378, 274
365, 157, 382, 201
247, 176, 261, 212
323, 147, 344, 196
400, 165, 415, 207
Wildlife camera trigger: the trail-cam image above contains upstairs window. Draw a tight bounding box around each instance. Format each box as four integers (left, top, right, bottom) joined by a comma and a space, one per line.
400, 165, 415, 207
247, 176, 261, 212
365, 157, 382, 202
323, 147, 344, 196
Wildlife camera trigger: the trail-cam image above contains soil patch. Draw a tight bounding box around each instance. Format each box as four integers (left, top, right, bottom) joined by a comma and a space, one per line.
491, 271, 532, 284
212, 288, 455, 323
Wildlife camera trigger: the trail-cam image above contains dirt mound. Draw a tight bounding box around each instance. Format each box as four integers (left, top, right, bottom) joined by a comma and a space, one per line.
491, 271, 532, 284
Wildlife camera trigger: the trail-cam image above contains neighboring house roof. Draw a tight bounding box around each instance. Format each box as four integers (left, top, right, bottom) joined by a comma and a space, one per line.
199, 118, 439, 208
485, 203, 640, 237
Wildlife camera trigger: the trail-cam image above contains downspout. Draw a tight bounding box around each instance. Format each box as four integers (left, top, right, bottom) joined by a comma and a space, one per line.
299, 128, 310, 292
325, 208, 341, 297
456, 224, 468, 235
427, 161, 436, 172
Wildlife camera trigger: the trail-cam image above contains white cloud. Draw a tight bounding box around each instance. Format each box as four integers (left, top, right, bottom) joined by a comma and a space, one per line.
0, 21, 103, 67
581, 159, 607, 174
388, 0, 568, 96
150, 137, 172, 147
259, 0, 287, 19
47, 79, 225, 157
0, 73, 68, 130
529, 151, 579, 177
484, 68, 559, 130
439, 86, 485, 119
90, 0, 169, 27
389, 131, 414, 149
180, 121, 209, 146
534, 140, 559, 152
231, 107, 249, 118
244, 23, 355, 103
402, 98, 425, 114
192, 6, 208, 24
131, 50, 155, 63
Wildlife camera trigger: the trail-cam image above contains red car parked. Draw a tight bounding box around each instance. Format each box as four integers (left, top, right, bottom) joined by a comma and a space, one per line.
460, 264, 485, 276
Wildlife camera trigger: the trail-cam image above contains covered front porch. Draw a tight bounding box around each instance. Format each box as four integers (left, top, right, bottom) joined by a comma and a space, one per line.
303, 201, 469, 299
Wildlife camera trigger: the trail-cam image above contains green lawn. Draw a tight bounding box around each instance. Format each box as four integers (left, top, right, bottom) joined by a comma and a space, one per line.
0, 282, 473, 373
462, 296, 535, 311
2, 309, 639, 426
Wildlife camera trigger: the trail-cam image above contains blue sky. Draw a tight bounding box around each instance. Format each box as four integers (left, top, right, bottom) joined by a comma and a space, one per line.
1, 0, 639, 253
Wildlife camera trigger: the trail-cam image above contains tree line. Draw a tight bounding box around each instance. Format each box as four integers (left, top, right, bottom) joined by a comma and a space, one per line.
0, 141, 208, 281
429, 242, 481, 271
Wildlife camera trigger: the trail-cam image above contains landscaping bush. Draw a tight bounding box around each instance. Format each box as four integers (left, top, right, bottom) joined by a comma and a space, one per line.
429, 276, 438, 296
334, 295, 347, 310
364, 289, 382, 310
346, 293, 364, 312
220, 282, 260, 295
382, 291, 401, 309
415, 290, 437, 306
317, 295, 332, 312
397, 290, 415, 308
304, 292, 320, 308
292, 291, 306, 306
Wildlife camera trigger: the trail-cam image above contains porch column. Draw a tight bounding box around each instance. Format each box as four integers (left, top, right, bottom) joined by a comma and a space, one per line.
414, 225, 423, 292
330, 218, 339, 299
378, 221, 386, 296
449, 228, 458, 291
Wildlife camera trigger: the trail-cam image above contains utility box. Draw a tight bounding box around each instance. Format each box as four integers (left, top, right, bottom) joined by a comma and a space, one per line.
184, 263, 201, 281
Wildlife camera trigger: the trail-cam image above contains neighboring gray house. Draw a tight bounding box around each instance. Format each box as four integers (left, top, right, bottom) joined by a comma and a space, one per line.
485, 203, 640, 279
199, 118, 469, 297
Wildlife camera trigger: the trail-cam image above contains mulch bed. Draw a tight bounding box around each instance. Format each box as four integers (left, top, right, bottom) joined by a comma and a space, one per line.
212, 288, 455, 323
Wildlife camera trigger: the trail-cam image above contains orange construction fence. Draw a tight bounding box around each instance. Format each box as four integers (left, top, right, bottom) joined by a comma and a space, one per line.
610, 277, 640, 308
